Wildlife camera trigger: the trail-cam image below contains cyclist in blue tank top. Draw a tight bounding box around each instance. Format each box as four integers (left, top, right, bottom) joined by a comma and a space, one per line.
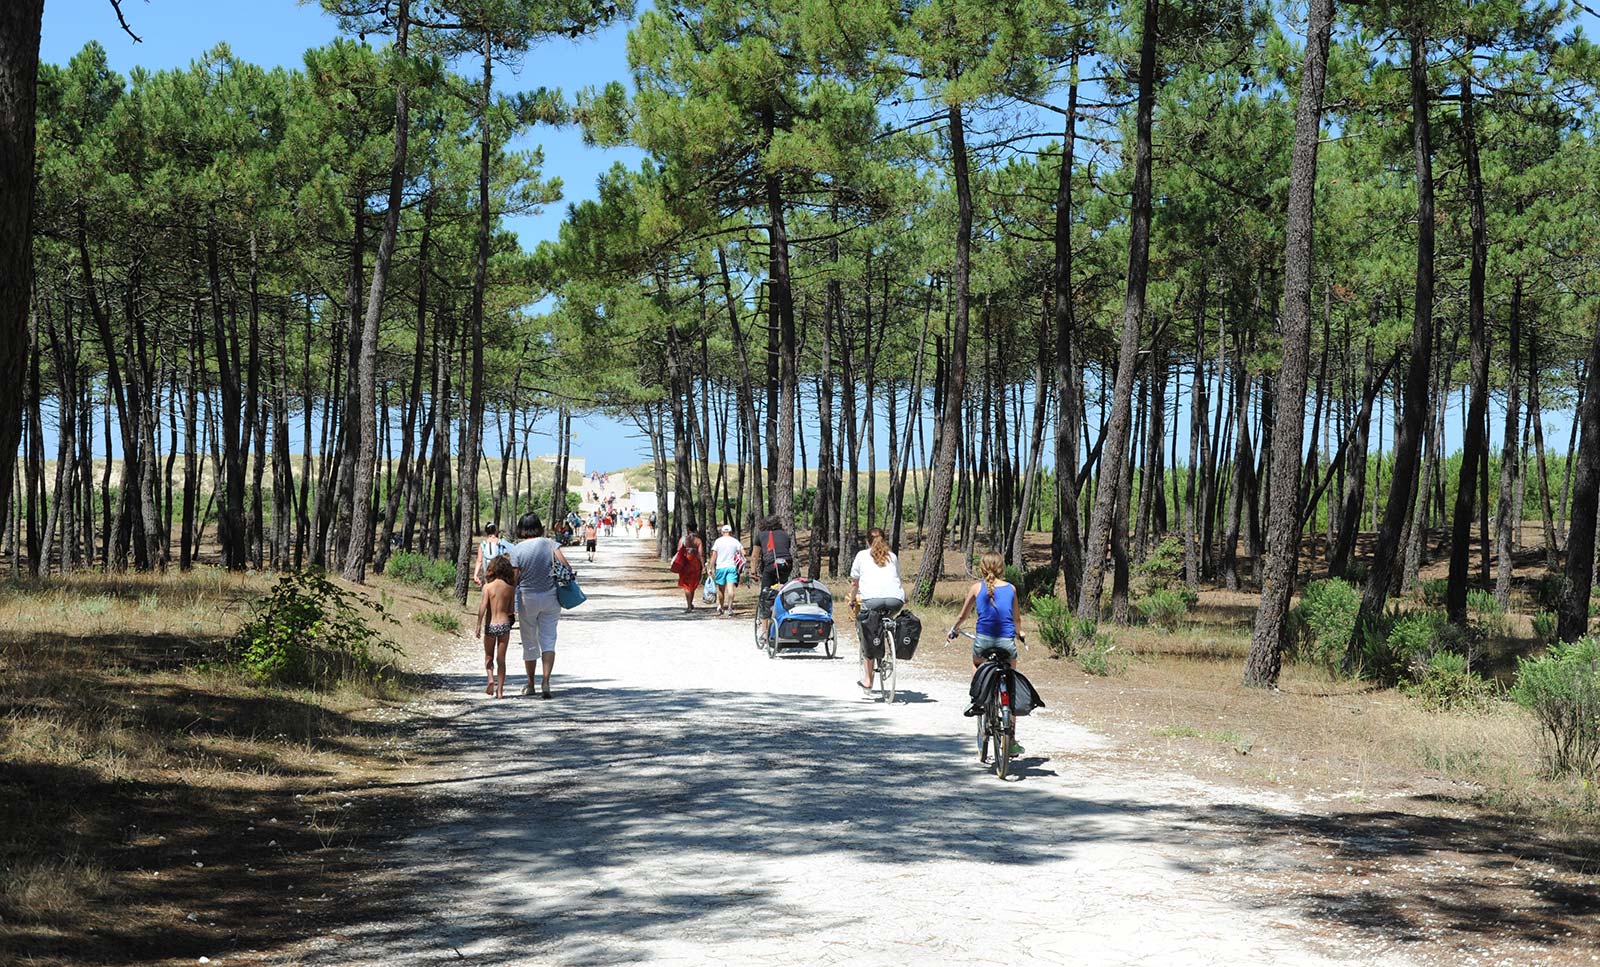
946, 552, 1025, 668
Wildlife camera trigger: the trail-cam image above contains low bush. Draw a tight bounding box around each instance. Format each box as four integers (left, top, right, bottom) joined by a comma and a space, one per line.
1075, 633, 1126, 677
1510, 636, 1600, 778
387, 551, 457, 595
1532, 571, 1570, 612
1031, 595, 1074, 657
1404, 652, 1498, 714
1418, 578, 1449, 608
1358, 607, 1476, 686
1136, 588, 1190, 632
416, 609, 460, 634
1291, 579, 1361, 672
1532, 610, 1558, 645
231, 569, 398, 687
1019, 565, 1059, 607
1467, 588, 1513, 640
1135, 537, 1186, 596
1032, 596, 1100, 658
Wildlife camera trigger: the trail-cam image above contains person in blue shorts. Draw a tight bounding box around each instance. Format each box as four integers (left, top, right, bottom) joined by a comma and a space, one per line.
709, 524, 744, 617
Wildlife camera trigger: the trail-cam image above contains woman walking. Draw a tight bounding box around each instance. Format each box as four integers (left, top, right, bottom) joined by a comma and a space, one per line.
509, 512, 574, 699
676, 522, 706, 613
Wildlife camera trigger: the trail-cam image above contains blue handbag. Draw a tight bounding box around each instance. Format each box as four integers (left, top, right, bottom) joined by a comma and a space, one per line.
556, 578, 587, 610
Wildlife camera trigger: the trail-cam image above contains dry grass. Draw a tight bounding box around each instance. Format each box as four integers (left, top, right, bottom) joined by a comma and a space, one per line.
0, 566, 452, 965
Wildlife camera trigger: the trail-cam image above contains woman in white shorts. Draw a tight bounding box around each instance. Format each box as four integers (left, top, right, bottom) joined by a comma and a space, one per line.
509, 511, 572, 699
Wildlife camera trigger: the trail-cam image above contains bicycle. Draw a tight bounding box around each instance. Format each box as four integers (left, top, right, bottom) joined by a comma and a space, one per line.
854, 601, 898, 704
958, 632, 1019, 780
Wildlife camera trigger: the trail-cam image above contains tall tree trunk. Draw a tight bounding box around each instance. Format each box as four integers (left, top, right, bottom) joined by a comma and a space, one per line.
1243, 0, 1334, 686
1494, 277, 1523, 605
1353, 30, 1435, 656
1049, 64, 1088, 595
346, 0, 410, 581
0, 0, 43, 531
764, 108, 799, 535
1558, 320, 1600, 640
910, 102, 974, 604
1446, 71, 1490, 626
1076, 0, 1158, 619
1530, 331, 1559, 569
454, 37, 492, 604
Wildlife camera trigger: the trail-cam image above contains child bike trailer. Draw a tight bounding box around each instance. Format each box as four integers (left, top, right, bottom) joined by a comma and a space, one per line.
756, 578, 838, 659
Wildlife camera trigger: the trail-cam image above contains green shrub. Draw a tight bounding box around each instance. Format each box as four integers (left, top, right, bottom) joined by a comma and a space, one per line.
1031, 595, 1074, 658
416, 609, 460, 634
231, 569, 398, 687
1510, 637, 1600, 778
1075, 633, 1126, 677
1135, 537, 1186, 595
1291, 579, 1361, 672
1387, 609, 1454, 668
1404, 652, 1498, 713
1532, 610, 1558, 645
1466, 588, 1499, 614
387, 551, 457, 595
1359, 608, 1476, 686
1136, 588, 1190, 632
1418, 578, 1449, 608
1019, 565, 1058, 607
1532, 571, 1570, 612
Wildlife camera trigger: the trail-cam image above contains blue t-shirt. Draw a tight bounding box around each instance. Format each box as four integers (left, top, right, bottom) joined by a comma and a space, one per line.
975, 583, 1017, 638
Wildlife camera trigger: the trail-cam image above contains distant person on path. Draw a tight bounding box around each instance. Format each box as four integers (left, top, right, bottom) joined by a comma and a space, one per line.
849, 527, 905, 694
510, 512, 573, 699
475, 554, 516, 698
752, 515, 794, 639
710, 524, 745, 617
675, 523, 706, 613
472, 522, 511, 587
946, 551, 1025, 669
584, 518, 599, 563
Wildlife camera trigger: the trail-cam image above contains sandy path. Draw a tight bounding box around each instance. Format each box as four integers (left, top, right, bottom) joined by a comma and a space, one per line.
288, 540, 1416, 966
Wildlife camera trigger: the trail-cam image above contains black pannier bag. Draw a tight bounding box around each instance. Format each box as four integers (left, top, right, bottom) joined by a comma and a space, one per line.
893, 610, 922, 660
858, 608, 885, 658
758, 585, 779, 619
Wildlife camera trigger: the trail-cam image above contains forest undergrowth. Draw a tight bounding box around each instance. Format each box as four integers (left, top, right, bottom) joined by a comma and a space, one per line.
0, 566, 464, 966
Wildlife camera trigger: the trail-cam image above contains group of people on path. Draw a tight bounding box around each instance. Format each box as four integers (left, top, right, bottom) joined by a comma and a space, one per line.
670, 518, 1025, 699
471, 514, 576, 700
462, 467, 1027, 710
671, 516, 796, 617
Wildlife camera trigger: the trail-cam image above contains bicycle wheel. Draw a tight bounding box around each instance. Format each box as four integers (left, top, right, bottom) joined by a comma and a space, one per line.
824, 632, 837, 658
976, 711, 989, 762
753, 613, 763, 650
877, 642, 896, 704
995, 708, 1014, 779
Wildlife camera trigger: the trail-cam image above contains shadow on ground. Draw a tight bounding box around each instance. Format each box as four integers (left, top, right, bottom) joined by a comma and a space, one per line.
292, 674, 1600, 966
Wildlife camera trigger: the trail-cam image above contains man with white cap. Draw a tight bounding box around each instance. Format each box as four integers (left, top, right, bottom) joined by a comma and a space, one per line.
709, 523, 745, 617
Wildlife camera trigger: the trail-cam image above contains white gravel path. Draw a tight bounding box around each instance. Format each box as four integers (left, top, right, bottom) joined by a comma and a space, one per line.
290, 539, 1419, 967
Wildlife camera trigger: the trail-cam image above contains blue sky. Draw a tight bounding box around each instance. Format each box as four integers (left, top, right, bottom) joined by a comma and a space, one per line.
38, 0, 1574, 476
42, 0, 658, 467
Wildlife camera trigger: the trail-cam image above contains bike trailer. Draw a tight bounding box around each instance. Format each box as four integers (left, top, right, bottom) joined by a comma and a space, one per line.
771, 579, 836, 647
892, 610, 923, 661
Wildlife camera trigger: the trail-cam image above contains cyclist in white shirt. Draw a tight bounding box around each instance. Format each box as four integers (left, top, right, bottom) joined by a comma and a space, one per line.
849, 527, 904, 693
709, 524, 745, 617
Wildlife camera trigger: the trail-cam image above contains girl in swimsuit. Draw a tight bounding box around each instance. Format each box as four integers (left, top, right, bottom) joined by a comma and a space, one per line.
476, 554, 516, 698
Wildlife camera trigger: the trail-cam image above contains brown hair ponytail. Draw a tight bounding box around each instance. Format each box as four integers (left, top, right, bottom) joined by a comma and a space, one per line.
979, 552, 1005, 604
868, 527, 890, 567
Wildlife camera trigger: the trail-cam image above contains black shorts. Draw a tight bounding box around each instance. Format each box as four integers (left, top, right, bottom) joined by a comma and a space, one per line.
762, 561, 792, 588
585, 540, 597, 551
